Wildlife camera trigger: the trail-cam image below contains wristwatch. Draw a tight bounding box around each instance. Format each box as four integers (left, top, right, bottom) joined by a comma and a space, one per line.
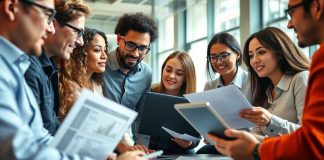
252, 143, 260, 160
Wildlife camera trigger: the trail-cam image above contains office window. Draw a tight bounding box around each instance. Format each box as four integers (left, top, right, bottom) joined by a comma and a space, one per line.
264, 0, 288, 22
214, 0, 240, 43
158, 16, 174, 52
188, 39, 208, 92
186, 0, 207, 42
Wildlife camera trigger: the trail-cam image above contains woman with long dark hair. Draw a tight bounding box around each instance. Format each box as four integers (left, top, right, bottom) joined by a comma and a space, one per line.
240, 27, 310, 136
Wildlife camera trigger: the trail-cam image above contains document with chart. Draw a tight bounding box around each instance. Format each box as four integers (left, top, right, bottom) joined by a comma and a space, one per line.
50, 89, 137, 160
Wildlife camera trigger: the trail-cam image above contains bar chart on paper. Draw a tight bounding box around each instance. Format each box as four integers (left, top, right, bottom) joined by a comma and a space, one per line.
95, 121, 117, 137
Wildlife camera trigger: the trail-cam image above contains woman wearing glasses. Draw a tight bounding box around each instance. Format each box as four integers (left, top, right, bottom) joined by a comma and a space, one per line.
197, 32, 251, 154
58, 28, 108, 120
240, 27, 310, 137
204, 32, 252, 99
148, 51, 199, 154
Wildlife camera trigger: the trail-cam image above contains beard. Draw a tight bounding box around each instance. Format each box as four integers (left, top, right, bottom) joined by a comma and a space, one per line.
118, 51, 142, 70
297, 12, 319, 48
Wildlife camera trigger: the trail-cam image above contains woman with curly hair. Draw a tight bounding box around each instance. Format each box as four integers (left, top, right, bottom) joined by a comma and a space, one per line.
58, 27, 108, 120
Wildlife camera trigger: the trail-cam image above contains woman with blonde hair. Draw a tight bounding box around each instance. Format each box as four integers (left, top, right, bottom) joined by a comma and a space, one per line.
152, 51, 196, 95
149, 51, 198, 154
240, 27, 310, 136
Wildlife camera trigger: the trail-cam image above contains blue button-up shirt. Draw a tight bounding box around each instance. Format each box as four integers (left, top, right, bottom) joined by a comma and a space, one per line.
103, 49, 152, 137
0, 36, 89, 159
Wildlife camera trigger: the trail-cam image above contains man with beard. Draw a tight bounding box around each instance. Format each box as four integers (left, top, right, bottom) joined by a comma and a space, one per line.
207, 0, 324, 159
24, 0, 91, 135
103, 12, 158, 153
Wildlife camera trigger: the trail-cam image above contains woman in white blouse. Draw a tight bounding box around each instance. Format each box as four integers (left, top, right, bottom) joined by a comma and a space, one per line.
240, 27, 310, 137
198, 32, 252, 154
204, 32, 252, 102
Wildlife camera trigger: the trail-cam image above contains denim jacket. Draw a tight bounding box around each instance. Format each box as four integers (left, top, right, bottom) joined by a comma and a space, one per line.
25, 51, 60, 135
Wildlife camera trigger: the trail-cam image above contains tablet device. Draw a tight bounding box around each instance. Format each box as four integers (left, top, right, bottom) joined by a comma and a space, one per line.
138, 92, 200, 138
174, 102, 235, 142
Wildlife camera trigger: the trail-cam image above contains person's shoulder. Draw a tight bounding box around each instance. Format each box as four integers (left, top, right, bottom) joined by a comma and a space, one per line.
139, 61, 152, 73
26, 55, 42, 72
0, 57, 13, 82
289, 71, 309, 88
151, 83, 160, 92
0, 56, 20, 87
293, 71, 309, 80
204, 79, 220, 91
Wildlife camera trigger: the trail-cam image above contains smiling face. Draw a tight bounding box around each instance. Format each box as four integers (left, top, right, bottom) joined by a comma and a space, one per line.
162, 57, 185, 95
45, 16, 86, 58
209, 43, 239, 78
117, 30, 151, 70
248, 38, 282, 79
286, 0, 319, 47
86, 34, 108, 74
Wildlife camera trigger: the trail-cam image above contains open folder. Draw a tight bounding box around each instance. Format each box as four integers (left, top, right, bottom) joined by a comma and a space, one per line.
50, 89, 137, 160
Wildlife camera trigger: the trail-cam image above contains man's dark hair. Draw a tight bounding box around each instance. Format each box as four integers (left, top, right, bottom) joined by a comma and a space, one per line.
302, 0, 314, 13
114, 12, 158, 43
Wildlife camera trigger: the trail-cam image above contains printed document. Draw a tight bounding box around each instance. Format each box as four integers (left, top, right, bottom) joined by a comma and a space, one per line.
162, 126, 201, 142
184, 85, 255, 129
50, 89, 137, 160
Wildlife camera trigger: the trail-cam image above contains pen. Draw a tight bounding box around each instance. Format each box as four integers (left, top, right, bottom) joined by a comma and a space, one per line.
142, 150, 163, 159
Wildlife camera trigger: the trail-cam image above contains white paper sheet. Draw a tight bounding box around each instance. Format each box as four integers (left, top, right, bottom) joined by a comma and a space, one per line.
162, 126, 201, 142
184, 85, 255, 129
50, 89, 137, 160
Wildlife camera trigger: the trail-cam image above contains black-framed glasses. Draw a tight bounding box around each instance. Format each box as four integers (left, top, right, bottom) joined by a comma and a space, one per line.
60, 22, 84, 38
285, 0, 311, 20
207, 51, 234, 63
121, 38, 150, 56
20, 0, 56, 24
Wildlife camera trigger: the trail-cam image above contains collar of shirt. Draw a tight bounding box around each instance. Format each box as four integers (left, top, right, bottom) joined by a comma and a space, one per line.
266, 74, 293, 103
39, 50, 58, 73
107, 48, 142, 75
217, 67, 247, 89
0, 36, 30, 73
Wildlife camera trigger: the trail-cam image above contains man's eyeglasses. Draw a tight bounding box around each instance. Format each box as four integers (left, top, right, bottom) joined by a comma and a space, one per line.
60, 22, 84, 38
20, 0, 56, 24
121, 38, 150, 56
285, 0, 311, 20
207, 52, 234, 63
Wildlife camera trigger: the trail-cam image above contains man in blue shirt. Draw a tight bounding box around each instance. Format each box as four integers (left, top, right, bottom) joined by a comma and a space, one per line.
0, 0, 75, 159
0, 0, 145, 159
103, 12, 158, 153
24, 0, 91, 135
